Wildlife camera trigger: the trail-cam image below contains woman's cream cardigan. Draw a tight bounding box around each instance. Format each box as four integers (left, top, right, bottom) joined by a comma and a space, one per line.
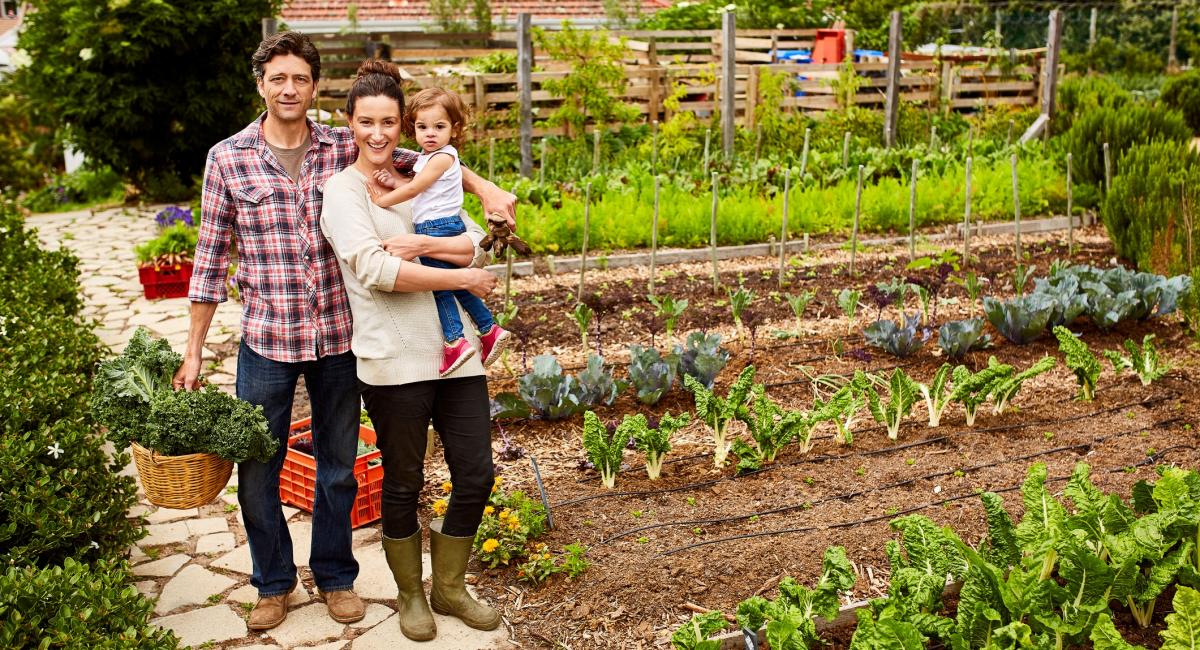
319, 165, 491, 386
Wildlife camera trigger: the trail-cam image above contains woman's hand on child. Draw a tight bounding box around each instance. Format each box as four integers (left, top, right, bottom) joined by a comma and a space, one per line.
382, 234, 426, 261
460, 268, 498, 298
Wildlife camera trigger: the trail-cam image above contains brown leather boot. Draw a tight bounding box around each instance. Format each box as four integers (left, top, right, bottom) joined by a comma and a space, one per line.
383, 531, 437, 641
321, 588, 366, 623
247, 582, 296, 631
428, 520, 501, 631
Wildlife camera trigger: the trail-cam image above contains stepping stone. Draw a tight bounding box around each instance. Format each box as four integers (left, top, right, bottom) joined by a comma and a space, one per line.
186, 517, 229, 537
207, 372, 235, 386
265, 602, 345, 647
303, 643, 347, 650
354, 543, 430, 600
141, 522, 190, 546
220, 492, 239, 506
352, 611, 508, 649
352, 527, 380, 545
145, 507, 198, 524
128, 545, 150, 564
135, 580, 159, 598
155, 564, 237, 614
220, 356, 238, 375
127, 504, 150, 519
289, 520, 314, 567
239, 646, 282, 650
226, 584, 259, 604
127, 312, 168, 327
282, 505, 300, 520
212, 544, 253, 575
151, 605, 246, 647
131, 554, 189, 577
352, 603, 394, 629
196, 532, 236, 555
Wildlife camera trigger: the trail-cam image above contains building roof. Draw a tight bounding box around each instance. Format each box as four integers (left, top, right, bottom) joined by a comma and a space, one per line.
281, 0, 672, 28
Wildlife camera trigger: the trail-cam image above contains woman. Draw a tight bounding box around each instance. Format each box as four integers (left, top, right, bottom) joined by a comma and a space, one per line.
319, 59, 502, 642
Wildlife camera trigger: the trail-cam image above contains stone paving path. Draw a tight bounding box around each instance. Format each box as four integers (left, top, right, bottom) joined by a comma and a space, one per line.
30, 206, 508, 649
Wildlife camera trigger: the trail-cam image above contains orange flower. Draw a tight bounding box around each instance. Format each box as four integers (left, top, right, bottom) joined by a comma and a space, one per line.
483, 506, 495, 516
441, 481, 453, 493
481, 538, 500, 553
431, 499, 448, 516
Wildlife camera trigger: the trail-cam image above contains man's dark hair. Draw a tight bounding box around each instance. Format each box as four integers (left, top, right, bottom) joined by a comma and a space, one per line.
252, 31, 321, 82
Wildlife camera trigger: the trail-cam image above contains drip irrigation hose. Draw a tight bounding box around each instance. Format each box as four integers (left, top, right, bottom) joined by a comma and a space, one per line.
658, 424, 1192, 556
605, 416, 1185, 545
552, 390, 1176, 509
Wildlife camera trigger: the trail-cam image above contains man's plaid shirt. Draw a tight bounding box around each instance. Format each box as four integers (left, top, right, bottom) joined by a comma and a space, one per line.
190, 114, 417, 363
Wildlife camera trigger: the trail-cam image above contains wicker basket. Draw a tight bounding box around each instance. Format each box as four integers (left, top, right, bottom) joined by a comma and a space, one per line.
130, 442, 233, 509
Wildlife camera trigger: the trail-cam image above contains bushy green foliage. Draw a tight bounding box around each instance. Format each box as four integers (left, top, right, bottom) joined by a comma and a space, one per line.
1061, 103, 1191, 187
0, 559, 179, 648
13, 0, 282, 197
21, 165, 124, 213
133, 223, 197, 265
534, 23, 639, 137
0, 201, 144, 568
0, 81, 57, 194
1053, 74, 1133, 135
1101, 140, 1200, 275
1161, 70, 1200, 135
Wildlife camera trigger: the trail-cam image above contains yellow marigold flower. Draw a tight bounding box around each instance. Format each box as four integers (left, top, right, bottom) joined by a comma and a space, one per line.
483, 506, 495, 516
507, 517, 521, 530
431, 499, 448, 516
441, 481, 453, 493
494, 476, 503, 486
542, 553, 552, 560
481, 538, 500, 553
499, 509, 511, 520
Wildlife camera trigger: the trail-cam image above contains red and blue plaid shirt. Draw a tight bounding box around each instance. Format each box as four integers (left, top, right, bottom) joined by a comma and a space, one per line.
190, 114, 418, 363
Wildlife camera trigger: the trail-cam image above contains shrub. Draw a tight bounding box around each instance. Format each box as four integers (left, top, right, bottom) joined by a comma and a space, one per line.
20, 165, 124, 213
1101, 140, 1200, 276
0, 559, 179, 648
0, 201, 143, 567
1053, 74, 1132, 135
1161, 70, 1200, 135
1060, 103, 1191, 187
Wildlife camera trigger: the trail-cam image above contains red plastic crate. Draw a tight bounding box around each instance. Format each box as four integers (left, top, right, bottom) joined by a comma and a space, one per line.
279, 417, 384, 529
137, 262, 193, 300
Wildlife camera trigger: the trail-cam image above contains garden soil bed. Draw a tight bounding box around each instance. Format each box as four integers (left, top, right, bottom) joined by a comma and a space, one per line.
295, 225, 1200, 648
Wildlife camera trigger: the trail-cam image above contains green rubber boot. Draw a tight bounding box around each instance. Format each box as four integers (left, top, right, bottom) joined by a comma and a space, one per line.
382, 531, 437, 641
428, 519, 502, 630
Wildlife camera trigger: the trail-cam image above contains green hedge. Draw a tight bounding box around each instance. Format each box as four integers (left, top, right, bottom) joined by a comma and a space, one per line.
1102, 140, 1200, 276
1061, 103, 1191, 188
1161, 70, 1200, 135
0, 559, 178, 648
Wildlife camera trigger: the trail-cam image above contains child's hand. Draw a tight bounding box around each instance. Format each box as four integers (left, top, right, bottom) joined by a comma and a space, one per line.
373, 169, 399, 189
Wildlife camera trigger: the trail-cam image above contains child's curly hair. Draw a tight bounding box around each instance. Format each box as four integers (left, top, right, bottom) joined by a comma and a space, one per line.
403, 87, 470, 149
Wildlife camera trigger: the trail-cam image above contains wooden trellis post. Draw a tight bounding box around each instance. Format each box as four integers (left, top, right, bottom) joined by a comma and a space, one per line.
882, 11, 902, 148
721, 10, 736, 160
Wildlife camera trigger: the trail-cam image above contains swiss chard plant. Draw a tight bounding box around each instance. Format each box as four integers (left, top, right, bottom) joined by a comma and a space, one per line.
734, 546, 856, 649
950, 360, 1012, 426
648, 294, 688, 339
685, 365, 756, 468
626, 344, 680, 405
732, 385, 810, 472
670, 611, 726, 650
581, 410, 628, 489
983, 293, 1056, 345
864, 313, 926, 358
1104, 335, 1169, 386
866, 368, 918, 440
676, 331, 731, 389
1054, 326, 1101, 401
989, 356, 1057, 415
626, 411, 690, 480
917, 363, 955, 428
937, 318, 992, 360
812, 371, 871, 445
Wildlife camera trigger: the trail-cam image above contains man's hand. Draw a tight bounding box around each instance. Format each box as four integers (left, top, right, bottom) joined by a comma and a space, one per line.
460, 268, 498, 298
382, 234, 427, 261
478, 183, 517, 231
173, 354, 203, 391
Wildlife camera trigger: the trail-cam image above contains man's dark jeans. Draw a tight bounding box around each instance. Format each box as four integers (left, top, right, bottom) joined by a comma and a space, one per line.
236, 341, 360, 596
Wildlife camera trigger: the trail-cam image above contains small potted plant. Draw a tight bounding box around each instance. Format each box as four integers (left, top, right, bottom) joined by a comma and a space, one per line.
135, 206, 197, 299
92, 328, 277, 508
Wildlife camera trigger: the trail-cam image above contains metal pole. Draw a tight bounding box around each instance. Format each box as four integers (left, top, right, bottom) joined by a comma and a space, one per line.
650, 177, 660, 296
578, 182, 591, 302
517, 13, 533, 178
1011, 153, 1022, 261
850, 165, 864, 277
963, 156, 973, 267
710, 172, 720, 292
721, 10, 736, 160
779, 168, 790, 287
908, 159, 918, 261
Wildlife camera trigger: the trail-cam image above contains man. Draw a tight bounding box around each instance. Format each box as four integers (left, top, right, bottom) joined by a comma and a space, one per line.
173, 31, 514, 630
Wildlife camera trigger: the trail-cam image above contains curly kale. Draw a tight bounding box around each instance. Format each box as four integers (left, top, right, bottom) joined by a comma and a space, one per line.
92, 327, 181, 448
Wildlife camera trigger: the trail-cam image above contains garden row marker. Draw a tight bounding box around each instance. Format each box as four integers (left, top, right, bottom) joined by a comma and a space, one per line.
967, 126, 975, 157
1103, 142, 1112, 195
850, 165, 864, 277
882, 11, 902, 148
578, 182, 591, 303
517, 13, 533, 178
702, 129, 711, 171
908, 159, 918, 261
779, 168, 790, 288
592, 129, 602, 175
710, 172, 719, 292
488, 138, 496, 182
963, 156, 974, 267
842, 131, 851, 169
1066, 152, 1074, 253
721, 9, 736, 160
539, 138, 547, 184
650, 176, 660, 296
1011, 153, 1022, 261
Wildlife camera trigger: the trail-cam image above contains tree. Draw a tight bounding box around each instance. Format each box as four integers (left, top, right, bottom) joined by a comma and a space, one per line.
14, 0, 281, 198
535, 23, 639, 138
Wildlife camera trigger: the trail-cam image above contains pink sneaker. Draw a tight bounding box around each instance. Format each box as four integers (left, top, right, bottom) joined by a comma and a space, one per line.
478, 325, 512, 367
440, 338, 477, 377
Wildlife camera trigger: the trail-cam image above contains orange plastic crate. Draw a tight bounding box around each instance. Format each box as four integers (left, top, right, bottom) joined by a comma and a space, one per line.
279, 417, 383, 528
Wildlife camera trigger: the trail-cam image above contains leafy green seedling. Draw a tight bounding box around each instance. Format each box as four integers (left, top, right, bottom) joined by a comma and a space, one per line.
685, 366, 756, 468
836, 288, 862, 333
570, 302, 593, 350
786, 290, 815, 332
866, 368, 917, 440
626, 411, 690, 480
728, 285, 754, 344
581, 411, 628, 489
1054, 326, 1100, 401
647, 294, 688, 339
1104, 334, 1169, 386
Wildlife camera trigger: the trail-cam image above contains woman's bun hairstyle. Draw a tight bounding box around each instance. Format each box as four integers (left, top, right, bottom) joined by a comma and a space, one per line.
346, 58, 405, 117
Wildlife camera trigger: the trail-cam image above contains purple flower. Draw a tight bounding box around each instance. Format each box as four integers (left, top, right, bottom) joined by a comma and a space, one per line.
154, 206, 194, 228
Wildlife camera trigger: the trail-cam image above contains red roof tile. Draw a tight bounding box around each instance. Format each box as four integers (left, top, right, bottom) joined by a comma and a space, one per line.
281, 0, 671, 23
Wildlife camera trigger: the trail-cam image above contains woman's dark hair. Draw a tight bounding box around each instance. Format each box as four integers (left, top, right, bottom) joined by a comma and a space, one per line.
252, 31, 321, 82
346, 59, 405, 117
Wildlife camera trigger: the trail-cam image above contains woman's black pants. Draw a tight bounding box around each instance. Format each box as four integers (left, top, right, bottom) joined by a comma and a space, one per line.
361, 376, 494, 539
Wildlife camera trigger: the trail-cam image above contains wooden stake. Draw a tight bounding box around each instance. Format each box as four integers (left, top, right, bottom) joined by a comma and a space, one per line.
1011, 153, 1022, 261
779, 168, 790, 287
650, 176, 660, 296
578, 182, 591, 302
703, 129, 711, 171
851, 165, 864, 277
592, 129, 602, 175
963, 156, 973, 266
1007, 120, 1014, 147
882, 11, 902, 148
930, 125, 938, 149
1103, 142, 1112, 195
504, 249, 514, 311
488, 137, 496, 182
842, 131, 851, 168
517, 13, 533, 177
1066, 152, 1074, 252
710, 172, 719, 292
539, 138, 547, 184
651, 120, 659, 173
908, 159, 918, 261
799, 127, 811, 178
721, 10, 736, 160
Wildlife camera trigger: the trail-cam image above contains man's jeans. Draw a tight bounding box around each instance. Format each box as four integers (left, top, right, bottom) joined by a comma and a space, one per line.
236, 341, 360, 596
413, 216, 496, 342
